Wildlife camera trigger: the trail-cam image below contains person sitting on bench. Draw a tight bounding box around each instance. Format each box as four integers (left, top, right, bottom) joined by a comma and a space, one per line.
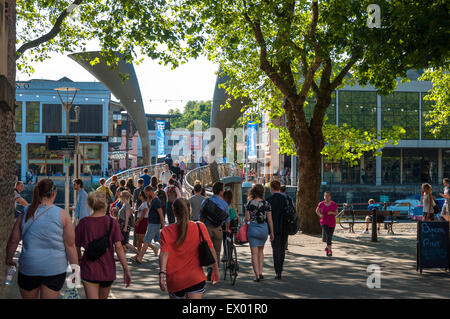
363, 199, 384, 234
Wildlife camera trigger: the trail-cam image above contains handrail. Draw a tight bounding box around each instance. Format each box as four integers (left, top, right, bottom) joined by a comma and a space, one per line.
105, 163, 165, 187
183, 162, 237, 196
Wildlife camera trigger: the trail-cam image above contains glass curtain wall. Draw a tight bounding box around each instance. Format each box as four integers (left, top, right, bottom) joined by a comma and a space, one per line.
15, 102, 22, 133
28, 144, 64, 176
338, 91, 377, 132
422, 98, 450, 140
443, 149, 450, 179
79, 144, 102, 175
403, 149, 438, 184
382, 92, 419, 139
382, 148, 401, 184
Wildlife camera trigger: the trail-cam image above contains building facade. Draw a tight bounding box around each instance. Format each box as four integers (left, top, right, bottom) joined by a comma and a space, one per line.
262, 70, 450, 187
15, 78, 110, 181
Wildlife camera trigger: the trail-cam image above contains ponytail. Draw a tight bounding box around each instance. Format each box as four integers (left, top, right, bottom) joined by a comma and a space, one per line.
26, 179, 55, 222
173, 198, 190, 246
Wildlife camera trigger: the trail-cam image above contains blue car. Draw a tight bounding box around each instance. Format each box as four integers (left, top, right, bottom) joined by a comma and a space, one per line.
386, 199, 420, 220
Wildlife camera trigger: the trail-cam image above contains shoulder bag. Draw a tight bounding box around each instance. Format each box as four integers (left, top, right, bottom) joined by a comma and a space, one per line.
85, 217, 113, 261
196, 222, 216, 266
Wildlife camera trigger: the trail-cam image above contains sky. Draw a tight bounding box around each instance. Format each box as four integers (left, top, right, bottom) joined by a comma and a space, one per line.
16, 52, 220, 115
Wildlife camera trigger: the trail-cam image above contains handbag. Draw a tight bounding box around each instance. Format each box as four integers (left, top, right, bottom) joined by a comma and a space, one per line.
432, 200, 440, 215
196, 222, 216, 267
63, 287, 81, 299
85, 217, 113, 261
235, 223, 248, 244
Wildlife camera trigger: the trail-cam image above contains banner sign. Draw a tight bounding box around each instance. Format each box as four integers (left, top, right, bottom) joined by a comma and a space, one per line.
189, 135, 202, 151
247, 122, 257, 160
156, 120, 166, 158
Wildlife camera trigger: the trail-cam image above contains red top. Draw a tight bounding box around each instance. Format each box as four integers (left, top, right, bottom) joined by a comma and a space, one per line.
75, 215, 123, 282
160, 221, 213, 293
318, 201, 338, 228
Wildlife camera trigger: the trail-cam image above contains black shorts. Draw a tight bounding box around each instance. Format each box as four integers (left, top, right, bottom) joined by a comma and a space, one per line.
82, 279, 114, 288
170, 281, 206, 299
18, 272, 66, 292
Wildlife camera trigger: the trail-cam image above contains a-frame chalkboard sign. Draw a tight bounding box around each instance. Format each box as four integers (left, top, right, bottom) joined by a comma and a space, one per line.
416, 221, 450, 274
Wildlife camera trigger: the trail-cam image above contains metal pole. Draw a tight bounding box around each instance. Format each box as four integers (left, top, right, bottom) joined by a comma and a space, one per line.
65, 115, 70, 216
371, 208, 378, 242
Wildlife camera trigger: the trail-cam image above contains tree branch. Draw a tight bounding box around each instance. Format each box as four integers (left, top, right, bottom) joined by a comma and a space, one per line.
15, 0, 83, 60
330, 56, 359, 90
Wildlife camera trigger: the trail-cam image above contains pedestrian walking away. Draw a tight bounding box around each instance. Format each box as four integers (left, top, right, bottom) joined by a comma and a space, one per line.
75, 191, 131, 299
70, 179, 90, 226
159, 198, 219, 299
134, 191, 149, 253
189, 183, 206, 221
440, 178, 450, 222
316, 191, 338, 257
199, 182, 230, 281
267, 181, 289, 280
245, 184, 274, 282
165, 179, 181, 224
132, 187, 166, 264
139, 168, 152, 188
5, 179, 78, 299
117, 191, 139, 255
14, 181, 28, 219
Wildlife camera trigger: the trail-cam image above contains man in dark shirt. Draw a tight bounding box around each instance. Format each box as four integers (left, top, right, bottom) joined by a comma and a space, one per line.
132, 178, 145, 212
267, 180, 289, 280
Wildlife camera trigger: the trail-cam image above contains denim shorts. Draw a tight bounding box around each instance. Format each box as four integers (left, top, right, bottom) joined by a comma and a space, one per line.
143, 223, 161, 245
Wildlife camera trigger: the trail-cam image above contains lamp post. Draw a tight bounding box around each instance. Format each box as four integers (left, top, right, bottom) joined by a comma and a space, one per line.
54, 87, 80, 215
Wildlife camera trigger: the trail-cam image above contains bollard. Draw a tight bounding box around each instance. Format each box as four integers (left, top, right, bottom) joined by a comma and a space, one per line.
371, 208, 378, 242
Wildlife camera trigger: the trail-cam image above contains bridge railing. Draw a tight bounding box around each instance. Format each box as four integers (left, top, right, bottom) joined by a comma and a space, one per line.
105, 163, 165, 187
184, 162, 237, 196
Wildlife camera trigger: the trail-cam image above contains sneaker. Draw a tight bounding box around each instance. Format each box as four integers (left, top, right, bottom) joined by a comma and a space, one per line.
275, 274, 282, 280
327, 250, 333, 257
362, 229, 369, 234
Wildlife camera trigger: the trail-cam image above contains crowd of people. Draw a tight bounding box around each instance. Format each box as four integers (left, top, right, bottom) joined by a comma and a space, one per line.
7, 170, 450, 299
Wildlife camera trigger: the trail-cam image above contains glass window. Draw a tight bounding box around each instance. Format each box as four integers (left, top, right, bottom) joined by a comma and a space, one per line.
42, 104, 62, 133
26, 102, 40, 133
303, 92, 336, 125
443, 149, 450, 179
422, 98, 450, 140
339, 91, 377, 132
27, 143, 64, 176
382, 92, 419, 139
382, 148, 400, 184
15, 103, 22, 132
403, 148, 438, 184
79, 144, 101, 175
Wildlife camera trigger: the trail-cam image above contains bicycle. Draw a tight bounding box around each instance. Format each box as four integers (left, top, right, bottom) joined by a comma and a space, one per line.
222, 227, 239, 285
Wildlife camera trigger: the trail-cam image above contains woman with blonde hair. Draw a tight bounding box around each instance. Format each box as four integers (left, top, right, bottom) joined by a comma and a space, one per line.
245, 184, 274, 282
117, 191, 138, 254
75, 191, 131, 299
159, 198, 218, 299
421, 183, 435, 221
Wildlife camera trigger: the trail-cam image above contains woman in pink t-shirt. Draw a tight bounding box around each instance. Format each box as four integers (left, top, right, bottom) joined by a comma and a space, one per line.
316, 191, 338, 257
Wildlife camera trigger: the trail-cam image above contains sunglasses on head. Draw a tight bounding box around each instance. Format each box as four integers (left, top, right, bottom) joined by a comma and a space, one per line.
44, 183, 57, 197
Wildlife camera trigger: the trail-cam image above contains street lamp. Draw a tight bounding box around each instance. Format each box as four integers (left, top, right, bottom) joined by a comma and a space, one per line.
54, 87, 80, 215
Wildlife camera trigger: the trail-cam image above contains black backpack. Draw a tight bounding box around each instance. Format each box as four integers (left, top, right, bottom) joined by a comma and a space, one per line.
283, 196, 300, 235
85, 217, 113, 261
200, 198, 228, 227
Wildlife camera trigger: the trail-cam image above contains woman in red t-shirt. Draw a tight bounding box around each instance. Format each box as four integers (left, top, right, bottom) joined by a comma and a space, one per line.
159, 198, 219, 299
316, 191, 338, 257
75, 191, 131, 299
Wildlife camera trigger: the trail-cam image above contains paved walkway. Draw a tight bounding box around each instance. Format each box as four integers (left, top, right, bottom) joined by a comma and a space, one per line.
110, 223, 450, 299
5, 223, 450, 299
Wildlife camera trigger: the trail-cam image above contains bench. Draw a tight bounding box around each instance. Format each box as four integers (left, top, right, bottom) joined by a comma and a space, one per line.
338, 209, 401, 234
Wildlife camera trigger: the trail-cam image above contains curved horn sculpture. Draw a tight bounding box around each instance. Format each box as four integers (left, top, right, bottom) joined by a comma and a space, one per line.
68, 51, 150, 165
210, 68, 249, 136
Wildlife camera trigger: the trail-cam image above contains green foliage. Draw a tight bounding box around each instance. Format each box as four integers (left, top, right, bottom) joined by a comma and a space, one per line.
169, 100, 211, 129
419, 68, 450, 136
16, 0, 204, 72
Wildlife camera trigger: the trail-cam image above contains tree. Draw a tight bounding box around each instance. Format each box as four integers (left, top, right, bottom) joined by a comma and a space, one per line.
419, 67, 450, 137
169, 100, 211, 129
175, 0, 450, 233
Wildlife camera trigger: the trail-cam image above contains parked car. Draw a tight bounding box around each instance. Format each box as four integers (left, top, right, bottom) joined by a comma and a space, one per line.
386, 199, 420, 220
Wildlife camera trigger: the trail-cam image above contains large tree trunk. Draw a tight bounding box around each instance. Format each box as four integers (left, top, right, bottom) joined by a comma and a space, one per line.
296, 143, 322, 235
0, 0, 16, 299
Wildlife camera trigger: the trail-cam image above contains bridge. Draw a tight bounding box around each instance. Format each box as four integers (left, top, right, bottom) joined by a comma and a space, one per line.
105, 162, 244, 216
